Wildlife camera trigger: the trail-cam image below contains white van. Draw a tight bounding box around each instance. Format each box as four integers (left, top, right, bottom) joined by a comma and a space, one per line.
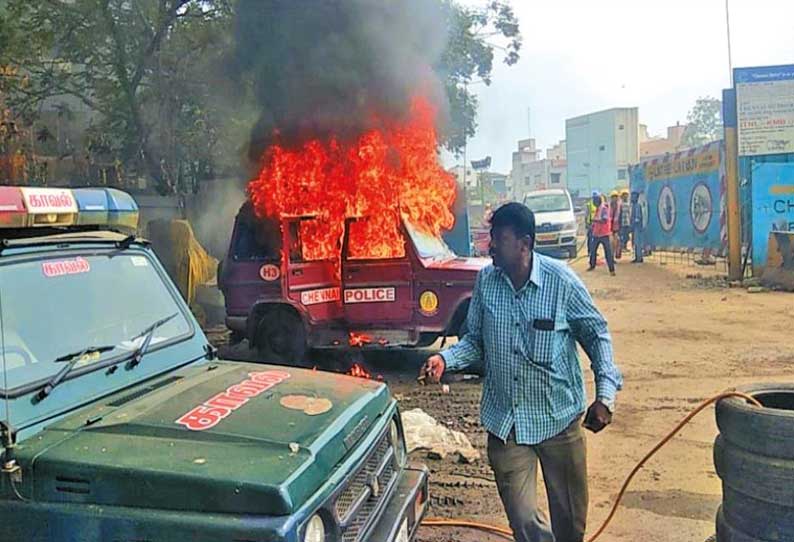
522, 188, 579, 259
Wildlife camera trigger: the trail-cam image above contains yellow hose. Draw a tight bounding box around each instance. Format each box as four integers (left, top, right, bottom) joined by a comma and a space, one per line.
420, 391, 763, 542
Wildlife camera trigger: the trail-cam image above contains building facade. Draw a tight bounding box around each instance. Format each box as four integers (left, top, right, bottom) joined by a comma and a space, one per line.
508, 139, 567, 200
640, 122, 687, 158
565, 107, 639, 197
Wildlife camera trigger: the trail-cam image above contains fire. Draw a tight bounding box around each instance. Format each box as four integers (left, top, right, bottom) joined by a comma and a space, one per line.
348, 363, 372, 379
248, 96, 456, 262
348, 332, 373, 347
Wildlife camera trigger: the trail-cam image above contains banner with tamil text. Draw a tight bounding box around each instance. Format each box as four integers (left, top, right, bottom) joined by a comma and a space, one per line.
629, 141, 726, 252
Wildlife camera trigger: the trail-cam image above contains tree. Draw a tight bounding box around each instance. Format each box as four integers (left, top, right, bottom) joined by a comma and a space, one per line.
682, 96, 723, 148
2, 0, 234, 193
439, 1, 522, 153
2, 0, 519, 189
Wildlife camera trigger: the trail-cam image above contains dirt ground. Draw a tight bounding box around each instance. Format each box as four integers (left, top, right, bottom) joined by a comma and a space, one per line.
400, 256, 794, 542
211, 255, 794, 542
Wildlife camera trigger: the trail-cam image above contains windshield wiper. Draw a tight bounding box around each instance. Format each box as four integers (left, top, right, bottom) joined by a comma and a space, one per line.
125, 312, 179, 370
35, 345, 117, 402
32, 313, 180, 402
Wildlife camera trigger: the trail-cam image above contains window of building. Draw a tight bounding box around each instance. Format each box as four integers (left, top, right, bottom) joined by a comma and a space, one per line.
619, 124, 625, 130
550, 173, 561, 184
599, 145, 606, 151
617, 168, 627, 180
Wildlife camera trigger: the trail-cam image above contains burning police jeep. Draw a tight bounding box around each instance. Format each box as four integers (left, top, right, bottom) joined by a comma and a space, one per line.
0, 186, 428, 542
219, 204, 489, 363
219, 98, 488, 365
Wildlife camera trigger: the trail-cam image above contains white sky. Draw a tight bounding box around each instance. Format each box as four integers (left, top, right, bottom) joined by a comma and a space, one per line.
446, 0, 794, 173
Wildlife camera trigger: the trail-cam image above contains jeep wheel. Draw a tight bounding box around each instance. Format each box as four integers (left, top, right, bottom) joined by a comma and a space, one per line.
254, 308, 308, 366
567, 246, 578, 259
415, 333, 440, 348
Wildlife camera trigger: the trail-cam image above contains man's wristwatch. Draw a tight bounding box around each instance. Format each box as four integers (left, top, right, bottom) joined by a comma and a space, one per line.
597, 397, 615, 413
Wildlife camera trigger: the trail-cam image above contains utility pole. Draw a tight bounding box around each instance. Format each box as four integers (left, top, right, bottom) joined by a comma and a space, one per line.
725, 0, 734, 86
723, 89, 742, 281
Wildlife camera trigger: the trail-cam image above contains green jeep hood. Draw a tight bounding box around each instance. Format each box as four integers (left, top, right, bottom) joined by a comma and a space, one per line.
17, 361, 391, 515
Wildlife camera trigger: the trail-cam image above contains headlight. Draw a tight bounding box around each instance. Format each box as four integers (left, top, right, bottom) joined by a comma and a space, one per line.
390, 418, 406, 466
564, 221, 577, 231
304, 514, 325, 542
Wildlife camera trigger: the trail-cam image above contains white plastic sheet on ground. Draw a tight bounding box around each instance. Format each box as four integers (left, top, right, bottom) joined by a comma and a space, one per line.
401, 408, 480, 463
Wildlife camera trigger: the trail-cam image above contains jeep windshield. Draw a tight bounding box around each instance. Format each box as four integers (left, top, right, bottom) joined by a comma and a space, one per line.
405, 221, 455, 261
0, 250, 191, 396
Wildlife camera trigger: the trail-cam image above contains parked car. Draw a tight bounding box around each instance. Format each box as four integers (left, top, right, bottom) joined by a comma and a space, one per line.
523, 189, 579, 259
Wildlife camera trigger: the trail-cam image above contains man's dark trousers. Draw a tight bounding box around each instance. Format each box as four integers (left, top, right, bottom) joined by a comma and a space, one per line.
487, 419, 588, 542
589, 235, 615, 272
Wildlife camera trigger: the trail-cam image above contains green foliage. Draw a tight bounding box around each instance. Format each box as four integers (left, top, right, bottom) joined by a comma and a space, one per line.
439, 1, 522, 153
682, 96, 723, 148
3, 0, 234, 193
2, 0, 520, 190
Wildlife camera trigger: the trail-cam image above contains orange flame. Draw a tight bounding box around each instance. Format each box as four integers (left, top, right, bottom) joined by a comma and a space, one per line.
247, 96, 456, 261
348, 363, 372, 379
348, 332, 373, 347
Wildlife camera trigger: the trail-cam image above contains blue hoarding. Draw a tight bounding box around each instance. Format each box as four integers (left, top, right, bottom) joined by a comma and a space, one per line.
750, 162, 794, 268
630, 141, 725, 251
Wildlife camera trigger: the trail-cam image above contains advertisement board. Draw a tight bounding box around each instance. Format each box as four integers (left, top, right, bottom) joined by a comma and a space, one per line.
750, 162, 794, 270
629, 141, 725, 251
735, 65, 794, 157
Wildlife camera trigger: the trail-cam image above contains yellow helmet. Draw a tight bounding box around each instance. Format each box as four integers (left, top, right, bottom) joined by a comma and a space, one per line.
621, 188, 630, 196
610, 190, 619, 197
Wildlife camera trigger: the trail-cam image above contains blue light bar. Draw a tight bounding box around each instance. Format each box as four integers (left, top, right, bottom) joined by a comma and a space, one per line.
73, 188, 110, 226
105, 188, 139, 230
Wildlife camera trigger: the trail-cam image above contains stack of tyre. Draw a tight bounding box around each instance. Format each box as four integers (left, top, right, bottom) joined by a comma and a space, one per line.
715, 383, 794, 541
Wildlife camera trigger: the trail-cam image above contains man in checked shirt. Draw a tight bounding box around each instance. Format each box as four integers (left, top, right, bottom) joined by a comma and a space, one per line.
421, 202, 623, 542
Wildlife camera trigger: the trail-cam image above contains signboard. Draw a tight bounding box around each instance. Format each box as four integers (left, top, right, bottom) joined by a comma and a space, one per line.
750, 162, 794, 270
20, 187, 77, 214
629, 141, 725, 251
735, 65, 794, 157
470, 157, 491, 170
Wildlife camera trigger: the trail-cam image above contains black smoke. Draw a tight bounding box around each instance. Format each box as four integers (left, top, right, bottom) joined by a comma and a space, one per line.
233, 0, 449, 162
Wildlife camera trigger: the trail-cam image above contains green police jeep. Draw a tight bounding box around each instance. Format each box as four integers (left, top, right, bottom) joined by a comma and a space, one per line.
0, 186, 428, 542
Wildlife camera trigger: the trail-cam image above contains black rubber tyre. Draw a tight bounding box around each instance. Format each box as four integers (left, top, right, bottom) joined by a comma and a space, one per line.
714, 435, 794, 508
715, 383, 794, 459
254, 307, 307, 366
716, 506, 764, 542
721, 485, 794, 541
229, 329, 245, 345
458, 319, 468, 339
414, 333, 440, 348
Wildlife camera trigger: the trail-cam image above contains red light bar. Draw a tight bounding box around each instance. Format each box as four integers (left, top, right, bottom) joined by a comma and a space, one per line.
0, 187, 27, 227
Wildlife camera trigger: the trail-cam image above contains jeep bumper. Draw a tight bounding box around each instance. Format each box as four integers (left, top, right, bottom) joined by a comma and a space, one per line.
365, 464, 429, 542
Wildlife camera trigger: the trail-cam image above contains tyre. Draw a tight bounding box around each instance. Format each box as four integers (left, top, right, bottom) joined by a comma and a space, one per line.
229, 329, 245, 345
458, 319, 468, 339
721, 485, 794, 541
414, 333, 440, 348
714, 435, 794, 507
254, 306, 307, 366
715, 383, 794, 459
567, 246, 577, 259
716, 506, 763, 542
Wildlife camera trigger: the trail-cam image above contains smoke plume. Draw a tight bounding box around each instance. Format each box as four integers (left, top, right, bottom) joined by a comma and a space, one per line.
233, 0, 450, 161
